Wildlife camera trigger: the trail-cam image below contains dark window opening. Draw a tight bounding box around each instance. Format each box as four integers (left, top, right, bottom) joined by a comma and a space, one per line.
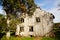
20, 27, 24, 32
53, 15, 55, 19
36, 17, 40, 22
29, 26, 33, 32
50, 13, 55, 19
20, 18, 24, 23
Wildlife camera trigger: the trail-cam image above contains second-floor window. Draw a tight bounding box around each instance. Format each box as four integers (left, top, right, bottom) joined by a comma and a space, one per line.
36, 17, 40, 22
20, 18, 24, 23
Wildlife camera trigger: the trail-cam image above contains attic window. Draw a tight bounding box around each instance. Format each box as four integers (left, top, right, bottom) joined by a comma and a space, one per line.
36, 17, 40, 22
50, 13, 55, 19
20, 18, 24, 23
20, 27, 24, 32
29, 26, 33, 32
53, 15, 55, 19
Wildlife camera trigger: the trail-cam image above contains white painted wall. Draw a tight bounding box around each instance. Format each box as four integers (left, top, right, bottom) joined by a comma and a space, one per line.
16, 8, 54, 37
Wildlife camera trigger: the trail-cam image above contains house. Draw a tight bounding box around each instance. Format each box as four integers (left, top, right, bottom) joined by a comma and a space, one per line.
15, 7, 55, 37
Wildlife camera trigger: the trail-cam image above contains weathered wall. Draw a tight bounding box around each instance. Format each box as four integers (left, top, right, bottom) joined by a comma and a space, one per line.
15, 7, 54, 37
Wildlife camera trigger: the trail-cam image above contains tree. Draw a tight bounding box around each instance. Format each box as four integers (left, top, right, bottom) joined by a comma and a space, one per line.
2, 0, 36, 37
2, 0, 36, 17
0, 14, 7, 32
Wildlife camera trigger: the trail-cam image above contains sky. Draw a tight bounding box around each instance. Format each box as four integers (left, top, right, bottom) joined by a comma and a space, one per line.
0, 0, 60, 23
34, 0, 60, 23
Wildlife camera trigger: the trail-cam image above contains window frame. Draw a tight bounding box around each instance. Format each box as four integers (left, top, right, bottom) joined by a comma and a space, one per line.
20, 27, 24, 32
20, 18, 24, 23
36, 17, 40, 22
29, 26, 33, 32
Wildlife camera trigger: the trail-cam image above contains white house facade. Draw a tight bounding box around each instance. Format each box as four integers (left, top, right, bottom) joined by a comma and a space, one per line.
15, 7, 55, 37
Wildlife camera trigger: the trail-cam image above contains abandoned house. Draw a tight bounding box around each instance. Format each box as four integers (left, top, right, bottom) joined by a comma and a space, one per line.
14, 7, 55, 37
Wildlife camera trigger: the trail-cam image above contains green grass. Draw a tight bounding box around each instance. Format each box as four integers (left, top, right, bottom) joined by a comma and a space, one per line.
1, 35, 33, 40
41, 37, 58, 40
1, 35, 57, 40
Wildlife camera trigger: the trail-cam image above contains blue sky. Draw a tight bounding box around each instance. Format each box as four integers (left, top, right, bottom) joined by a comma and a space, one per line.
0, 0, 60, 23
35, 0, 60, 23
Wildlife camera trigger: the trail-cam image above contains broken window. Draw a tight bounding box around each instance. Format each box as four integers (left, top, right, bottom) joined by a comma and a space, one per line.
29, 26, 33, 32
20, 18, 24, 23
36, 17, 40, 22
20, 27, 24, 32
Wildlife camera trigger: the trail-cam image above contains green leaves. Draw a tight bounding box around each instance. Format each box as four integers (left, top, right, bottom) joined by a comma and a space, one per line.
0, 14, 7, 32
2, 0, 36, 17
9, 18, 20, 32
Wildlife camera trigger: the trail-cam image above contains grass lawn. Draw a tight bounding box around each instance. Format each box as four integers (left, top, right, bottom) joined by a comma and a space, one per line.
1, 35, 58, 40
1, 35, 33, 40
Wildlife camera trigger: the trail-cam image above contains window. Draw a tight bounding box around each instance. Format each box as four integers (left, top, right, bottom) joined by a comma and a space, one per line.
50, 17, 52, 19
36, 17, 40, 22
50, 13, 55, 19
53, 15, 55, 19
20, 18, 24, 23
20, 27, 24, 32
29, 26, 33, 32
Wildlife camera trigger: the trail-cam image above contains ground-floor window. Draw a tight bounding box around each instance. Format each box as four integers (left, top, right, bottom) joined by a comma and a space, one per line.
20, 27, 24, 32
29, 26, 33, 32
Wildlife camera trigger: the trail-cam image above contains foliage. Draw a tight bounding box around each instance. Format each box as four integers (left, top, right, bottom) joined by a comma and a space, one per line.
1, 35, 58, 40
0, 14, 7, 32
2, 0, 36, 17
9, 18, 20, 32
53, 23, 60, 40
54, 23, 60, 28
53, 23, 60, 32
1, 35, 33, 40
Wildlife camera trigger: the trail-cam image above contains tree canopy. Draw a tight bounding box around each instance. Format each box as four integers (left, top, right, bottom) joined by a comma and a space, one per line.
0, 14, 7, 32
2, 0, 36, 17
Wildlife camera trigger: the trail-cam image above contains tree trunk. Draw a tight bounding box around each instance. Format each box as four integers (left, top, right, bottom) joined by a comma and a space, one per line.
6, 31, 10, 39
15, 24, 20, 36
6, 19, 10, 39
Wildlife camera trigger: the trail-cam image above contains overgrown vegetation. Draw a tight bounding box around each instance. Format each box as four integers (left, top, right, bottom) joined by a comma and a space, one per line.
0, 14, 7, 32
1, 35, 58, 40
53, 23, 60, 40
1, 35, 33, 40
